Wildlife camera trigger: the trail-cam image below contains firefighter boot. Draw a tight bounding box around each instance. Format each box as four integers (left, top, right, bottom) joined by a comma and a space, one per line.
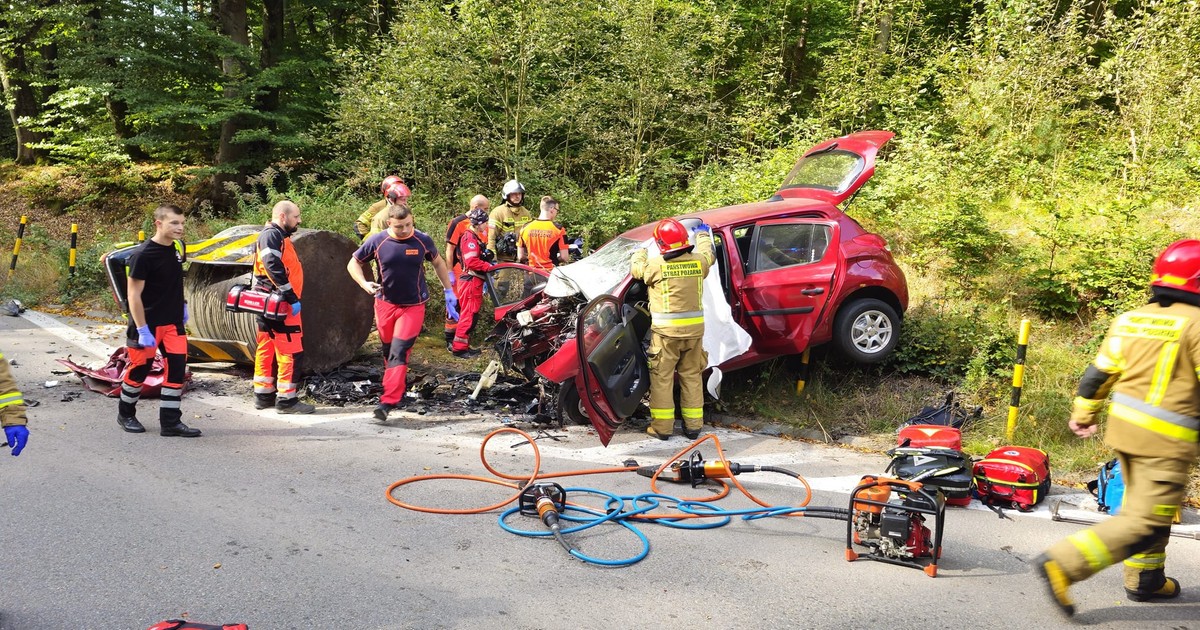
117, 413, 145, 433
276, 398, 316, 415
254, 393, 276, 410
160, 419, 202, 438
1126, 568, 1182, 602
1033, 554, 1075, 617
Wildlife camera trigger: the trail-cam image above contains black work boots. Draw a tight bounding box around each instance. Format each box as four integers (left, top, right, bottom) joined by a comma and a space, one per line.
276, 398, 315, 414
160, 419, 202, 437
254, 393, 276, 410
117, 413, 146, 433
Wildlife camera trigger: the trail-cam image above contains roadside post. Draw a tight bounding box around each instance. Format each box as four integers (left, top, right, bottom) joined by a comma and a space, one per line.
795, 348, 811, 395
69, 223, 78, 277
1006, 319, 1031, 441
9, 215, 27, 279
137, 230, 146, 244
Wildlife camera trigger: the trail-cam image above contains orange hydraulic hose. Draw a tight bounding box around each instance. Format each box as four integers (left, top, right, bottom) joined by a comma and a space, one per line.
386, 426, 815, 520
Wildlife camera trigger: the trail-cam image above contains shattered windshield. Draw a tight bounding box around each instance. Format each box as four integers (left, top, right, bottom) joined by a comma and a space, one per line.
779, 150, 863, 193
544, 236, 648, 300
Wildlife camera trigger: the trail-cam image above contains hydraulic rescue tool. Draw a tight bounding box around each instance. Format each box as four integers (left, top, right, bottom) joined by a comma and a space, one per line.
518, 482, 572, 551
846, 475, 946, 577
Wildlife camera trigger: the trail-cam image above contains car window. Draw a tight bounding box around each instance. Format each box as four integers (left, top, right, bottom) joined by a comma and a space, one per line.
489, 267, 546, 306
779, 150, 864, 192
751, 223, 832, 272
733, 226, 753, 273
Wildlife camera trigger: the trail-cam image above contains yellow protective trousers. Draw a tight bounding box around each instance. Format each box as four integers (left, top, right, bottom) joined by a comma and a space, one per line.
1046, 451, 1189, 592
647, 333, 707, 435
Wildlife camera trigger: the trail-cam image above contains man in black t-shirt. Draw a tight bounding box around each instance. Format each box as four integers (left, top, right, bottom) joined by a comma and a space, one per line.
118, 204, 200, 437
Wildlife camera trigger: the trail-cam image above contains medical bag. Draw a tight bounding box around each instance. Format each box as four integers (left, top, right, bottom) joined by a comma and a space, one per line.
225, 284, 290, 321
146, 620, 248, 630
972, 446, 1051, 511
897, 424, 962, 451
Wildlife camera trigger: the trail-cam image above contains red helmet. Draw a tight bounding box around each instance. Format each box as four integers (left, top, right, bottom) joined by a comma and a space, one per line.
385, 181, 411, 204
653, 218, 691, 255
380, 175, 403, 196
1151, 239, 1200, 295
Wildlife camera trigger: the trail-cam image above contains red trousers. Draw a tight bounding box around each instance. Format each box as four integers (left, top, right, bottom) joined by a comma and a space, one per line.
254, 312, 304, 401
451, 276, 485, 352
376, 299, 425, 405
120, 323, 187, 422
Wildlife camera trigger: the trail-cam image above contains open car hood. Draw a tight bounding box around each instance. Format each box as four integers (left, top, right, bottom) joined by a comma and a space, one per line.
773, 130, 894, 206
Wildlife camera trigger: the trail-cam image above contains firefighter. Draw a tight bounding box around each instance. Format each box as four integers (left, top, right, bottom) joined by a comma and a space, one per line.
487, 179, 529, 262
630, 218, 714, 440
253, 200, 316, 414
516, 195, 569, 271
354, 176, 403, 240
0, 351, 30, 455
444, 195, 490, 344
347, 203, 458, 421
1035, 239, 1200, 617
449, 207, 496, 358
366, 181, 412, 238
118, 204, 200, 437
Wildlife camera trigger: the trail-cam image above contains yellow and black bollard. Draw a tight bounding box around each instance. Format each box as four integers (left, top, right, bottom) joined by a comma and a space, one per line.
795, 348, 811, 395
69, 223, 78, 277
8, 215, 27, 279
1005, 319, 1031, 441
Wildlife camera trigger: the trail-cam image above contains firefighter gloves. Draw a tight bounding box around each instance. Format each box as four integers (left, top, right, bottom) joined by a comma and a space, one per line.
4, 425, 28, 456
136, 325, 156, 349
444, 289, 460, 321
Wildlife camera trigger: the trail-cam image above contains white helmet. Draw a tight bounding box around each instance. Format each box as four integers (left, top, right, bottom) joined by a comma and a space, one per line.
501, 179, 525, 199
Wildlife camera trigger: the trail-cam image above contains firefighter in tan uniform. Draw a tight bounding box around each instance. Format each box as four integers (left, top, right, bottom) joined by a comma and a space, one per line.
1036, 239, 1200, 617
488, 179, 530, 262
0, 351, 30, 456
631, 218, 714, 440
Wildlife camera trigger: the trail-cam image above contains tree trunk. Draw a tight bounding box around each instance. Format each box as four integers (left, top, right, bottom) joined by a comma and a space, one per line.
212, 0, 251, 211
875, 6, 894, 55
87, 3, 149, 160
0, 46, 48, 164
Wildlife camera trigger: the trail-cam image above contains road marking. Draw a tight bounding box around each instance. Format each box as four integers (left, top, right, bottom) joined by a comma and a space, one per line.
21, 309, 119, 359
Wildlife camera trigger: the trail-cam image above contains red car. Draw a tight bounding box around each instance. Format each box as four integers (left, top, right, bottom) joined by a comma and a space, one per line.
485, 130, 908, 444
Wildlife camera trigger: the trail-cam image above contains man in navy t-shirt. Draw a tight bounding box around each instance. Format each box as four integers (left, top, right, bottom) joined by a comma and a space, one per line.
348, 203, 458, 421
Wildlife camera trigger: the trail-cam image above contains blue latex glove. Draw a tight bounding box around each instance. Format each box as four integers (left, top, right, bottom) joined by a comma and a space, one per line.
4, 425, 28, 456
183, 303, 189, 324
444, 288, 460, 321
694, 222, 711, 234
291, 301, 302, 316
136, 325, 156, 349
448, 271, 457, 286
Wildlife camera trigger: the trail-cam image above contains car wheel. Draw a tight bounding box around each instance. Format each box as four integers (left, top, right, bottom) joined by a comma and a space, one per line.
833, 298, 899, 364
556, 380, 591, 425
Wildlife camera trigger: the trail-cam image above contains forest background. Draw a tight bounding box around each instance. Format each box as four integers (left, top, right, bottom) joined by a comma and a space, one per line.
2, 0, 1199, 485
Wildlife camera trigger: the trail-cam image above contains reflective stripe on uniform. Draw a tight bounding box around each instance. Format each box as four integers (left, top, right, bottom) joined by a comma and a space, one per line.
254, 375, 276, 394
1067, 530, 1113, 571
649, 407, 674, 420
277, 380, 298, 399
681, 406, 703, 420
0, 392, 24, 408
1073, 396, 1105, 412
1146, 341, 1179, 406
259, 248, 282, 261
652, 311, 704, 327
1110, 392, 1200, 442
1124, 552, 1166, 571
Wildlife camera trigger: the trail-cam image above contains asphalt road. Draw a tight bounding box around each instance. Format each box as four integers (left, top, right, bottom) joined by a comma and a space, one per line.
1, 310, 1198, 630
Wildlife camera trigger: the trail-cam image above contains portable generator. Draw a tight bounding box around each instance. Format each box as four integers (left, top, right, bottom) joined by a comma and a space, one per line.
225, 284, 290, 321
846, 475, 945, 577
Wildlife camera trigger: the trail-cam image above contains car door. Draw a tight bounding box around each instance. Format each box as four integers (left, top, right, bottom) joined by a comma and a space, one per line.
575, 294, 650, 445
484, 263, 550, 320
736, 218, 840, 355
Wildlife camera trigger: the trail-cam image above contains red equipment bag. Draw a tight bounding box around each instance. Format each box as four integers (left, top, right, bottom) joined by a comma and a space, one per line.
897, 424, 962, 451
147, 621, 247, 630
225, 284, 290, 321
973, 446, 1051, 511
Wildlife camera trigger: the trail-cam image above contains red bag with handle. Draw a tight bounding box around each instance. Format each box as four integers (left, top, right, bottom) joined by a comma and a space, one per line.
972, 446, 1051, 511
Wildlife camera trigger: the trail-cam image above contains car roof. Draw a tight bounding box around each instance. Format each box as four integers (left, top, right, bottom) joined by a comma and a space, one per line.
618, 197, 839, 241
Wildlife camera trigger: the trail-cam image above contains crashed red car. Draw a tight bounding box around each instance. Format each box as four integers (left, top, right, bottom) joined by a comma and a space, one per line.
485, 130, 908, 445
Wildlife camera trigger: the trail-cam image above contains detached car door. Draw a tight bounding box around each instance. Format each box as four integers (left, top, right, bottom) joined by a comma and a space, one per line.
737, 218, 840, 355
576, 295, 650, 445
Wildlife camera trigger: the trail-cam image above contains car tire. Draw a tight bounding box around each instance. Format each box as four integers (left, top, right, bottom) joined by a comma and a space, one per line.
833, 298, 900, 364
556, 380, 591, 425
